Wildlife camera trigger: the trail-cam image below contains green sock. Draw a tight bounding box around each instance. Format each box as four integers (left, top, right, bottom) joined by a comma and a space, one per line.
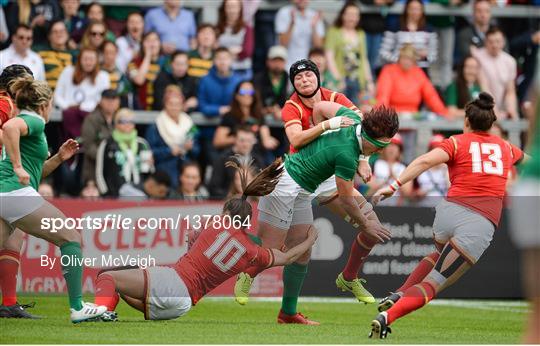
281, 263, 308, 315
60, 241, 84, 311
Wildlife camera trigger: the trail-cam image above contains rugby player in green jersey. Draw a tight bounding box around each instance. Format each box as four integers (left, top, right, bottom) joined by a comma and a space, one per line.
238, 101, 399, 324
0, 77, 107, 323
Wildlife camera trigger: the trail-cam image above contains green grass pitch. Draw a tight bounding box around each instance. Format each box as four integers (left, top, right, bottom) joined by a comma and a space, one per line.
0, 296, 528, 344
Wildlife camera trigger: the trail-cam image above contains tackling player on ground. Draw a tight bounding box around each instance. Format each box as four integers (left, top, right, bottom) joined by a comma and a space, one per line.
0, 76, 107, 323
369, 92, 526, 339
234, 59, 389, 324
91, 157, 318, 321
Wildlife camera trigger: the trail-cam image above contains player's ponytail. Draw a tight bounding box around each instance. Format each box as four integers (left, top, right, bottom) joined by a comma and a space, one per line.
223, 156, 284, 228
10, 77, 52, 114
465, 92, 497, 132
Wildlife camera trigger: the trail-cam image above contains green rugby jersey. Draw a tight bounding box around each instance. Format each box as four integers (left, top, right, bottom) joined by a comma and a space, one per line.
0, 112, 48, 192
285, 107, 363, 193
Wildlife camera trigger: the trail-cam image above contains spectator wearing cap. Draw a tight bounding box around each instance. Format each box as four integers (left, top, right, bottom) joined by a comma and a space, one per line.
275, 0, 325, 70
145, 0, 196, 55
145, 85, 200, 188
254, 45, 289, 120
81, 89, 121, 185
253, 45, 290, 158
324, 1, 373, 105
413, 134, 449, 207
376, 44, 448, 116
188, 24, 217, 79
456, 0, 494, 62
216, 0, 255, 79
472, 27, 518, 119
367, 134, 413, 206
0, 24, 46, 81
153, 50, 198, 111
95, 108, 154, 197
116, 12, 144, 74
445, 55, 484, 118
37, 20, 75, 91
198, 47, 243, 175
309, 48, 342, 94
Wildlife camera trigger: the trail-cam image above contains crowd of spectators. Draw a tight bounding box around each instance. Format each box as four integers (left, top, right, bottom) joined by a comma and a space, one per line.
0, 0, 537, 204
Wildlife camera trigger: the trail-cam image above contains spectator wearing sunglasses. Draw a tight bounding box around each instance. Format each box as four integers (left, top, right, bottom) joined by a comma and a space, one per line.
72, 2, 115, 45
80, 21, 108, 53
213, 80, 279, 163
95, 108, 154, 197
0, 24, 46, 81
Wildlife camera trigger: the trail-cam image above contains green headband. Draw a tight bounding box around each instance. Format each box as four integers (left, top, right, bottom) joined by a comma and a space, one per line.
361, 129, 391, 149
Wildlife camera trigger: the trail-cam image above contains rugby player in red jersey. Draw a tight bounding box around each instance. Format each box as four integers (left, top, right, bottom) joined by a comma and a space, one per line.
369, 92, 526, 339
0, 65, 40, 318
91, 158, 318, 321
234, 59, 388, 324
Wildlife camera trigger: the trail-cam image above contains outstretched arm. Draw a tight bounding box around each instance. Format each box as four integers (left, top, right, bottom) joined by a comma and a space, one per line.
41, 139, 79, 178
373, 148, 450, 203
271, 227, 318, 266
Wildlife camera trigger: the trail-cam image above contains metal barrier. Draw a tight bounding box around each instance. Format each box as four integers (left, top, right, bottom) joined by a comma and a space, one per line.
49, 109, 529, 156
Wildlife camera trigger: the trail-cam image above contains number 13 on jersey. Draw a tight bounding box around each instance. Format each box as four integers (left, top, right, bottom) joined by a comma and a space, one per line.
469, 142, 503, 175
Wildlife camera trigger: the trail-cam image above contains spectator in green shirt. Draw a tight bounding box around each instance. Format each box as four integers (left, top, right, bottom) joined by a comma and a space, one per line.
445, 55, 484, 118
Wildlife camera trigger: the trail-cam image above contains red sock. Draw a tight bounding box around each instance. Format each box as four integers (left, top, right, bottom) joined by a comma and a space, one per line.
342, 232, 378, 281
94, 274, 119, 311
245, 264, 264, 278
396, 252, 439, 293
387, 282, 436, 324
0, 249, 20, 306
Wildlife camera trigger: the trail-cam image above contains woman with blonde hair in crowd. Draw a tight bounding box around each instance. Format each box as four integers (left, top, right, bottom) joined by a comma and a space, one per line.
0, 76, 106, 322
95, 108, 153, 197
145, 85, 199, 187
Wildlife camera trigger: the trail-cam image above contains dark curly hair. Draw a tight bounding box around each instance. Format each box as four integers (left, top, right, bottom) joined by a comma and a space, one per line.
362, 105, 400, 140
465, 92, 497, 132
0, 64, 33, 96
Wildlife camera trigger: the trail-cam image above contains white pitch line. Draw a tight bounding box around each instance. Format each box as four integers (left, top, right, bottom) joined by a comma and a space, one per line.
204, 296, 530, 313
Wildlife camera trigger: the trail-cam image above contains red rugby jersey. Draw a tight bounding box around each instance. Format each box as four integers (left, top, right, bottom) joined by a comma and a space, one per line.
173, 226, 274, 305
0, 92, 14, 155
281, 88, 359, 153
437, 132, 523, 226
